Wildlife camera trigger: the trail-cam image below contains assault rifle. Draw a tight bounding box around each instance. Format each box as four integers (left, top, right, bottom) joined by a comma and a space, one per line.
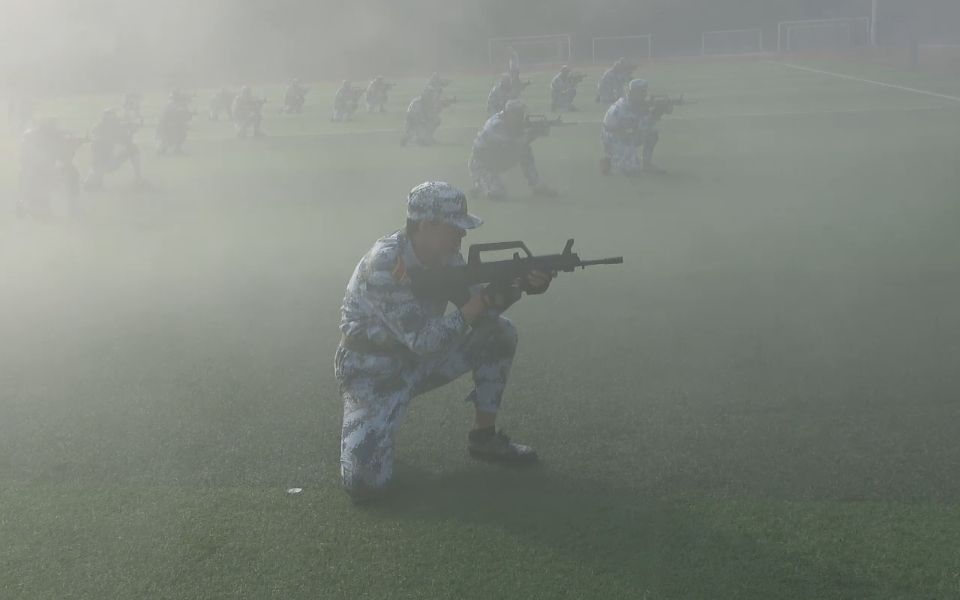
523, 114, 567, 138
409, 239, 623, 303
438, 96, 457, 110
569, 73, 586, 85
648, 94, 691, 118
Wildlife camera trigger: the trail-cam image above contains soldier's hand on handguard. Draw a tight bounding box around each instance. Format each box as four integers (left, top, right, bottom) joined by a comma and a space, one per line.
522, 269, 552, 295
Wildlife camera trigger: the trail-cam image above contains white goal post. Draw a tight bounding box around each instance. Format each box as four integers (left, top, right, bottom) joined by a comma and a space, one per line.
487, 34, 572, 69
592, 35, 653, 64
777, 18, 871, 53
701, 29, 764, 56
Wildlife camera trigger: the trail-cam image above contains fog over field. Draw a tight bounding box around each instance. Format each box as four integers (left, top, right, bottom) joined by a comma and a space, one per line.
2, 1, 960, 599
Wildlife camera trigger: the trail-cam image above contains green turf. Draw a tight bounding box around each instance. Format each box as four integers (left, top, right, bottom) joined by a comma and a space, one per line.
2, 59, 960, 599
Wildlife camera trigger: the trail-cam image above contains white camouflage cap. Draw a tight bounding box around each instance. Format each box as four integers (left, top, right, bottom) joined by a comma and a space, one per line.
407, 181, 483, 230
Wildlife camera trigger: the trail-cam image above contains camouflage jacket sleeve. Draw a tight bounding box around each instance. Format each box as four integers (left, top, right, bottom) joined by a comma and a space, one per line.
358, 243, 470, 357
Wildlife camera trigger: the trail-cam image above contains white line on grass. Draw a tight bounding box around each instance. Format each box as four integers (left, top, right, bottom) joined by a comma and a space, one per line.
769, 61, 960, 103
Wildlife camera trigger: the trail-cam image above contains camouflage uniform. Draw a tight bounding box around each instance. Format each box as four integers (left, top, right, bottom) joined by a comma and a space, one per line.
209, 88, 234, 121
337, 183, 519, 495
84, 108, 142, 190
602, 79, 659, 176
282, 80, 308, 114
507, 47, 521, 73
596, 59, 632, 106
156, 91, 194, 155
232, 87, 265, 138
17, 120, 82, 217
469, 102, 544, 200
486, 75, 512, 115
551, 68, 577, 112
332, 81, 361, 122
401, 91, 441, 146
365, 77, 391, 113
425, 73, 450, 95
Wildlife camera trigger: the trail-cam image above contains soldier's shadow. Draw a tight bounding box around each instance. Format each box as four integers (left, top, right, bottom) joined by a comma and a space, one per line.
360, 463, 875, 598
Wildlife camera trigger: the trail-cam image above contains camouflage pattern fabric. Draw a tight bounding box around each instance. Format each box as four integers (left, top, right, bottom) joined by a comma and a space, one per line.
551, 72, 577, 111
86, 113, 140, 187
18, 124, 81, 215
232, 93, 264, 137
337, 230, 517, 494
596, 67, 630, 105
332, 85, 360, 122
365, 80, 389, 113
468, 112, 542, 199
602, 97, 658, 175
486, 80, 512, 115
402, 94, 441, 145
156, 99, 192, 154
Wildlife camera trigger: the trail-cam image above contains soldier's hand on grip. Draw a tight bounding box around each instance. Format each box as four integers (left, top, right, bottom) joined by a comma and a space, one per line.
483, 281, 522, 312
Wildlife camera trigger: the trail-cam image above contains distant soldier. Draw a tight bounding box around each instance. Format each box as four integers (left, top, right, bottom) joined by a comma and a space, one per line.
401, 87, 456, 146
425, 72, 451, 95
507, 45, 521, 72
332, 80, 363, 122
208, 87, 234, 121
232, 86, 266, 138
601, 79, 665, 176
17, 119, 84, 218
122, 92, 144, 126
486, 73, 513, 115
281, 78, 309, 114
156, 90, 195, 155
469, 99, 556, 200
507, 67, 530, 101
84, 108, 144, 190
550, 65, 583, 112
365, 76, 393, 113
596, 57, 635, 106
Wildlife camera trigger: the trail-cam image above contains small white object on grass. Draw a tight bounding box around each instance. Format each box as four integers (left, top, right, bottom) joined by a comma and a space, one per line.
287, 487, 303, 495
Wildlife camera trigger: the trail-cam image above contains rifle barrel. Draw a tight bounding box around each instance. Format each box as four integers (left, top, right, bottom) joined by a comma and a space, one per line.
580, 257, 624, 267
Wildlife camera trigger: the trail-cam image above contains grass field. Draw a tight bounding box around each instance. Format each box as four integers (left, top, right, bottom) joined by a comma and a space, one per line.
2, 57, 960, 599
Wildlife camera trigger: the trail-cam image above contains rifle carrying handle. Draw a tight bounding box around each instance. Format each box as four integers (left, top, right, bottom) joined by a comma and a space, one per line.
467, 241, 533, 265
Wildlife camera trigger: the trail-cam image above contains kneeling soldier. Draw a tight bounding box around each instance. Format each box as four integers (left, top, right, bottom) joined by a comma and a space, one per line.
336, 181, 551, 501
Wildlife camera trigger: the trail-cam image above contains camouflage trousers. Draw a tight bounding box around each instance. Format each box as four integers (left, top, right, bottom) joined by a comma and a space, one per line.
331, 102, 358, 122
602, 128, 658, 176
336, 316, 518, 494
468, 147, 541, 200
